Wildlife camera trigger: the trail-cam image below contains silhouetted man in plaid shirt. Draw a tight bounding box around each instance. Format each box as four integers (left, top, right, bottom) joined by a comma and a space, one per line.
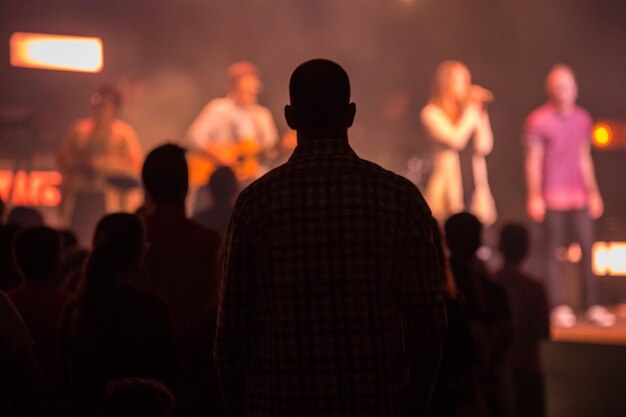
215, 59, 447, 417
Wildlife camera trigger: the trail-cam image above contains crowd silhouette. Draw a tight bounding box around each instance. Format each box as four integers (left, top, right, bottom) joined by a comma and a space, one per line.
0, 60, 551, 417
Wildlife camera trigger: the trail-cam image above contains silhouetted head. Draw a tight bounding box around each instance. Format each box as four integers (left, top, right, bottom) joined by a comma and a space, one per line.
444, 212, 482, 259
285, 59, 356, 138
92, 213, 145, 269
74, 213, 145, 338
546, 64, 577, 109
100, 377, 176, 417
208, 166, 238, 204
499, 223, 530, 267
142, 144, 188, 206
6, 206, 44, 228
13, 226, 62, 283
59, 229, 79, 250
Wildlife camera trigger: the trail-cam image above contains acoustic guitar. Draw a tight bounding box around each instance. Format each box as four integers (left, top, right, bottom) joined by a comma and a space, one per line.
187, 138, 266, 186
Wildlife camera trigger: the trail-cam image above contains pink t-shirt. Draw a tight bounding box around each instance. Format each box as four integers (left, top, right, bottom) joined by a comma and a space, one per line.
524, 103, 592, 211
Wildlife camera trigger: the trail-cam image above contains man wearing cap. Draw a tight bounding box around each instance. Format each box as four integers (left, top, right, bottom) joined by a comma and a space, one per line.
186, 62, 279, 182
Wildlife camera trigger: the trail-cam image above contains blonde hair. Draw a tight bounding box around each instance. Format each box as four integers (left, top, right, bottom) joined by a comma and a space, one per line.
429, 60, 470, 122
430, 60, 469, 101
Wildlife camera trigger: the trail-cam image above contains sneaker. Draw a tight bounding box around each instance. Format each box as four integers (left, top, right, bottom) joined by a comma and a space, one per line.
551, 305, 577, 328
586, 305, 616, 328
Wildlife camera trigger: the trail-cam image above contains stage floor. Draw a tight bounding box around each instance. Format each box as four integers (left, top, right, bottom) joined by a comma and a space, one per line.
551, 311, 626, 345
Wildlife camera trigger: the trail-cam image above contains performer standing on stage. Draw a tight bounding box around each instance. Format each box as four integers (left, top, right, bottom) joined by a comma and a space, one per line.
186, 61, 279, 183
525, 64, 615, 328
57, 86, 143, 244
421, 61, 497, 225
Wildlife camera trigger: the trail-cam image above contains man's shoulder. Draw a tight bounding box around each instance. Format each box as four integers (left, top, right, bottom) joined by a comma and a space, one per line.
574, 106, 592, 122
118, 284, 170, 316
147, 212, 221, 248
112, 119, 138, 138
251, 102, 273, 115
180, 217, 222, 245
203, 97, 236, 113
497, 269, 546, 292
361, 157, 423, 192
525, 104, 553, 128
242, 154, 425, 207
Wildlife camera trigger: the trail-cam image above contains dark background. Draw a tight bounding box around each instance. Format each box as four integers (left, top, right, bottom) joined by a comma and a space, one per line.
1, 0, 625, 234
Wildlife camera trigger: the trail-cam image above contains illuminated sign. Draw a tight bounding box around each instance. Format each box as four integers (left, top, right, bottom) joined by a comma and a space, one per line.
0, 170, 62, 207
10, 32, 103, 73
593, 242, 626, 276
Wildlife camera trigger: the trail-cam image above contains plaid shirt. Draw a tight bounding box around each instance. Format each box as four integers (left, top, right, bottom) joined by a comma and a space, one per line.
215, 138, 447, 417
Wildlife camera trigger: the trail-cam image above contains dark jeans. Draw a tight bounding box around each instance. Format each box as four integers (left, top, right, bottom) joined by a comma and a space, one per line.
544, 209, 597, 310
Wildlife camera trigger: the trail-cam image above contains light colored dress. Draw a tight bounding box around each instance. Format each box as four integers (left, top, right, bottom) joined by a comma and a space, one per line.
420, 103, 497, 225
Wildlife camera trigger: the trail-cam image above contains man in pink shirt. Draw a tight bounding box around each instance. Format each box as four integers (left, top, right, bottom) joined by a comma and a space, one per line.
524, 64, 614, 328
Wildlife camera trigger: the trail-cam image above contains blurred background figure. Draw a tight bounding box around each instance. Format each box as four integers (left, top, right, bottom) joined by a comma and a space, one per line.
421, 61, 496, 226
524, 65, 614, 328
0, 289, 44, 417
57, 85, 143, 245
0, 223, 23, 291
185, 61, 278, 206
139, 144, 222, 415
193, 165, 239, 239
495, 223, 549, 417
445, 212, 513, 417
6, 206, 44, 229
9, 226, 68, 415
60, 213, 179, 417
430, 218, 488, 417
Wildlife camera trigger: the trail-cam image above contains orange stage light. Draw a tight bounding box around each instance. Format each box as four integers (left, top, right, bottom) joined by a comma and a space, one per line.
593, 242, 626, 276
592, 124, 612, 148
592, 120, 626, 150
10, 32, 103, 73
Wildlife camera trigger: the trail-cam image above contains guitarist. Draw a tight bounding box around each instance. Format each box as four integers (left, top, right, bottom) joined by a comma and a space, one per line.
185, 61, 279, 183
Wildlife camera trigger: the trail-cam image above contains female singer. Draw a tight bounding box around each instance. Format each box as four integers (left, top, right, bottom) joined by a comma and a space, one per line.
421, 61, 497, 225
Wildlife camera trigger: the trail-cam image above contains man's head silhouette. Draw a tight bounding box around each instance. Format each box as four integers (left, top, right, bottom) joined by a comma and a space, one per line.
444, 212, 482, 260
142, 144, 188, 206
285, 59, 356, 139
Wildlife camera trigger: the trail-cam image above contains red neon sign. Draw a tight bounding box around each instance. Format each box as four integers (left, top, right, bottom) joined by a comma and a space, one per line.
0, 170, 62, 207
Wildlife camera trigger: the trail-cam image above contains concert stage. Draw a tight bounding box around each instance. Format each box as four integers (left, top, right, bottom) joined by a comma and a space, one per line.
542, 313, 626, 417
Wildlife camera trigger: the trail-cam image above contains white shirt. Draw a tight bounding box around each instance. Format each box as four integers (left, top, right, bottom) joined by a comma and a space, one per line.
186, 96, 278, 151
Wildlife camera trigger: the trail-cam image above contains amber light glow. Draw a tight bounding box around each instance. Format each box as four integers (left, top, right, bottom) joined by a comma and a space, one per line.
592, 124, 612, 148
10, 32, 103, 73
593, 242, 626, 276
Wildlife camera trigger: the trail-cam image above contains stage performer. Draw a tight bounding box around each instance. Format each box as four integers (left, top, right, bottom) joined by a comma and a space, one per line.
420, 60, 496, 225
185, 61, 278, 183
524, 64, 615, 328
57, 86, 143, 244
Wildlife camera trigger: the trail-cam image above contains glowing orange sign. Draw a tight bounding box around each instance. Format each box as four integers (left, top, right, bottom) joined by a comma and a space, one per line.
0, 170, 62, 207
593, 242, 626, 276
10, 32, 103, 73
